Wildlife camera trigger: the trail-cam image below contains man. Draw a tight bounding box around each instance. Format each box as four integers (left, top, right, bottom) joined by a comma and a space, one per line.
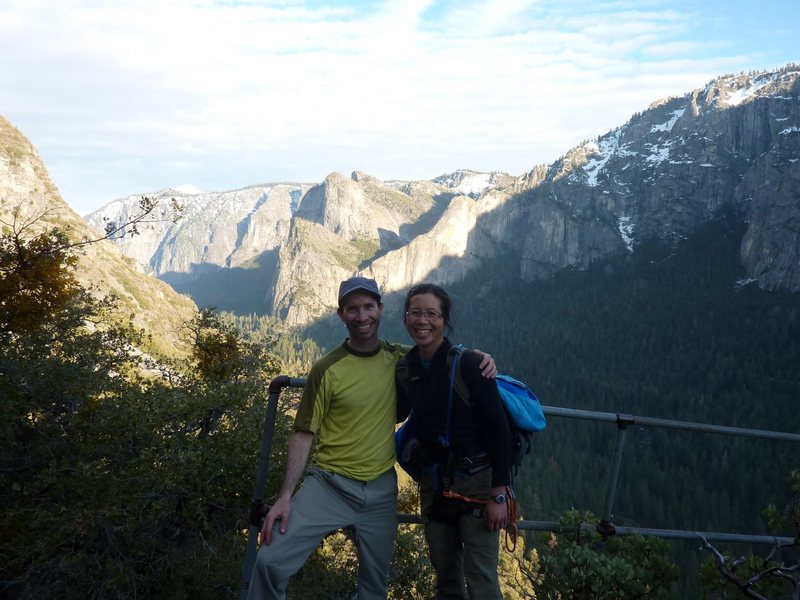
248, 277, 494, 599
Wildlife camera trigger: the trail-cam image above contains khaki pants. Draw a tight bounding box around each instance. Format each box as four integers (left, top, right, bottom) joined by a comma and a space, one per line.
248, 467, 398, 600
420, 467, 503, 600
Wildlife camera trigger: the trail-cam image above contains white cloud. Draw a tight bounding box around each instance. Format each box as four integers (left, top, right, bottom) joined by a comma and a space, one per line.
1, 0, 798, 213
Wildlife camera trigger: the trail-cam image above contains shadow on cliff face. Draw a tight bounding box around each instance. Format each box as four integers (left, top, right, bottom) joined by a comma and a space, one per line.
160, 249, 279, 315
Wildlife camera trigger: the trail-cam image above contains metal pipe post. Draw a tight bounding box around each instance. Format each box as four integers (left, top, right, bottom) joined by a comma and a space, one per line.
239, 376, 305, 600
601, 414, 634, 527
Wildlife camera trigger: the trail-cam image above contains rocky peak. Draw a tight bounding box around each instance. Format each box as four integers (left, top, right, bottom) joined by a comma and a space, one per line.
295, 172, 373, 239
351, 170, 382, 185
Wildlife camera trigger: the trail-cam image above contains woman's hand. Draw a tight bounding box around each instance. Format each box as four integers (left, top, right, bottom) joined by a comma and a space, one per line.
485, 500, 507, 532
484, 485, 508, 531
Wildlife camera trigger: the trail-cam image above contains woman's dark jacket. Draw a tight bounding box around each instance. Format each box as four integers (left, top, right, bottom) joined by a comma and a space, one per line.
396, 338, 511, 488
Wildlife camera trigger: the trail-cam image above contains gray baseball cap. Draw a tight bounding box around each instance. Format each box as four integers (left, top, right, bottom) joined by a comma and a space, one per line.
338, 276, 381, 305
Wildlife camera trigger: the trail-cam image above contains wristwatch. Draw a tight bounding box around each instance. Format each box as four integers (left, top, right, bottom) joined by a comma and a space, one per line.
491, 493, 507, 504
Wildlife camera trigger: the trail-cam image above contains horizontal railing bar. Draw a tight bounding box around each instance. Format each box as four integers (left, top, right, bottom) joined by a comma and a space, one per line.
398, 514, 795, 545
276, 383, 800, 443
543, 406, 800, 443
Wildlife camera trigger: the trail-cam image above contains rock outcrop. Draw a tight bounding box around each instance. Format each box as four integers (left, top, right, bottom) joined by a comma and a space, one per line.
0, 115, 197, 356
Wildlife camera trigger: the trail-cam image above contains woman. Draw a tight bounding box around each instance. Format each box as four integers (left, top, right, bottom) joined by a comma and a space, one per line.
396, 283, 511, 600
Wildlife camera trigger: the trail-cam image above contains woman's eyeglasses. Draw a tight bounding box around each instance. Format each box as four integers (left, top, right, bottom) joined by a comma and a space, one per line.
405, 309, 444, 320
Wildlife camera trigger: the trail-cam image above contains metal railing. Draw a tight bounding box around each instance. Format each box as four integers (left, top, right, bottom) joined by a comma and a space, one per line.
239, 376, 800, 599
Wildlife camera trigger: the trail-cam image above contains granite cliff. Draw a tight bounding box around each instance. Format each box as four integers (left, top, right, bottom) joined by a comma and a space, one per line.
499, 66, 800, 287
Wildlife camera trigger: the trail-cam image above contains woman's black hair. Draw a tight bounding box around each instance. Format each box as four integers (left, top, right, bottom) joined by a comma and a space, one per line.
403, 283, 454, 335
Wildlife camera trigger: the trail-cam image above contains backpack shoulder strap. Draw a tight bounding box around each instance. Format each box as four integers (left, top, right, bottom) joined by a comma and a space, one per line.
446, 345, 472, 406
395, 357, 410, 402
440, 346, 464, 448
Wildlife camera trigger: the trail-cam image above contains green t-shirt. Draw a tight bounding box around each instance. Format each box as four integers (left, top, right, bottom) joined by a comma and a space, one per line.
295, 339, 410, 481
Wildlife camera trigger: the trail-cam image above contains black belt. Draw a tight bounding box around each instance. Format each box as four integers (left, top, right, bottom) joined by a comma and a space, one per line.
453, 452, 489, 470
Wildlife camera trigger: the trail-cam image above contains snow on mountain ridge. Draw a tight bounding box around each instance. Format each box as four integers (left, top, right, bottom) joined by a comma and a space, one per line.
172, 184, 204, 195
445, 171, 492, 196
580, 129, 638, 186
716, 70, 796, 107
433, 169, 507, 198
651, 109, 685, 133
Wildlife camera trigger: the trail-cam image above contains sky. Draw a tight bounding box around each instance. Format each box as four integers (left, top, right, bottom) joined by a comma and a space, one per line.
1, 0, 798, 215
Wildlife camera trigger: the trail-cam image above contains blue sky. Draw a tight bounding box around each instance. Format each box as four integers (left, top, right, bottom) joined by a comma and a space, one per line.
1, 0, 798, 214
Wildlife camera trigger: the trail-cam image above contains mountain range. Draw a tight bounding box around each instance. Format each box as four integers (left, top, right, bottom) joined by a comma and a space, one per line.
85, 65, 800, 327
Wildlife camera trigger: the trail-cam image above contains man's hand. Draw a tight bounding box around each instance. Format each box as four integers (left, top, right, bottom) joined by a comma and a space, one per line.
259, 431, 314, 546
473, 348, 497, 378
260, 495, 292, 546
